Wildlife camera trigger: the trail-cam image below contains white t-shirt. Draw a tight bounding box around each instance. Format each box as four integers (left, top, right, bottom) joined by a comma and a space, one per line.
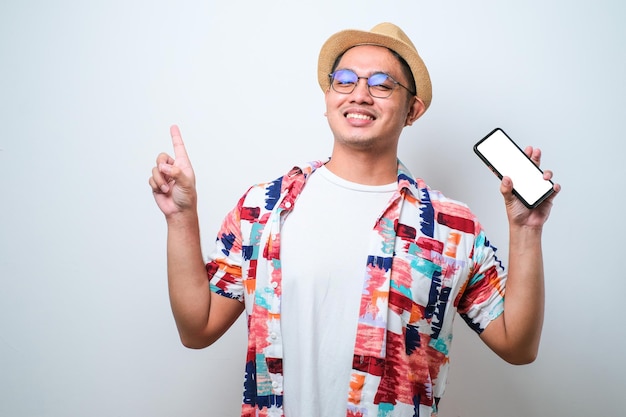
280, 166, 396, 417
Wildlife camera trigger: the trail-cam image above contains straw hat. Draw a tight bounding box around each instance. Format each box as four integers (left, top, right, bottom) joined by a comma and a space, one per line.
317, 22, 432, 111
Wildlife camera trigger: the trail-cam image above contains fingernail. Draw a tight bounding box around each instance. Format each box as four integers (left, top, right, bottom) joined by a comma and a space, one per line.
160, 184, 169, 193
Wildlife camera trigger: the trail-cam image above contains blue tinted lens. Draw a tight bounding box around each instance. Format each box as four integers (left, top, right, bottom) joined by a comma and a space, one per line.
333, 69, 358, 83
368, 73, 390, 87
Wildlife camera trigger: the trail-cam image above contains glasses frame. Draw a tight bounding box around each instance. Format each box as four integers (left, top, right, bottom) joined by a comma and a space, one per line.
328, 69, 416, 98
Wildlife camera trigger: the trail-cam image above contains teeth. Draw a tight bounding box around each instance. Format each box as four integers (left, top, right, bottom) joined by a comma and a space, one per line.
346, 113, 373, 120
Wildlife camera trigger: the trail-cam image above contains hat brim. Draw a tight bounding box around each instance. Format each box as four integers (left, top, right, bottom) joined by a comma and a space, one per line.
317, 29, 432, 111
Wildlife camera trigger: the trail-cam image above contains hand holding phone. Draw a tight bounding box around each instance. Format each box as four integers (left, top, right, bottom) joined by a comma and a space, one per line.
474, 128, 554, 209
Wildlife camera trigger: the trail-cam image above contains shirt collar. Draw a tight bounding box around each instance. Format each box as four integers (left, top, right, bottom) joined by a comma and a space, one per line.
284, 159, 423, 203
396, 159, 423, 202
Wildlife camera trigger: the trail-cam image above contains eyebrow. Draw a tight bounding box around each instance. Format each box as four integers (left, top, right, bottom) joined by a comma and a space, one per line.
335, 67, 394, 77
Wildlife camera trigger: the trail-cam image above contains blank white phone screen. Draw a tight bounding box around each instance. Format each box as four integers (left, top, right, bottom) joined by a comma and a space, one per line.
476, 129, 553, 206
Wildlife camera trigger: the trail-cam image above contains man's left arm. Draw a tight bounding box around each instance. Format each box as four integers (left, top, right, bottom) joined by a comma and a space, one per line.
479, 146, 560, 364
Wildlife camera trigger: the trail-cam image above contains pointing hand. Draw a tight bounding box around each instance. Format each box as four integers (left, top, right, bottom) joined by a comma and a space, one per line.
149, 125, 198, 217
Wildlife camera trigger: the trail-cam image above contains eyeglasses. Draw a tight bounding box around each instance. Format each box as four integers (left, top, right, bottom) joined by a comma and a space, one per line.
328, 69, 416, 98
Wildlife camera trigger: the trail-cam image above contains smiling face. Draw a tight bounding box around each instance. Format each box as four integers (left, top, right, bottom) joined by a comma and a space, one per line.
324, 45, 425, 155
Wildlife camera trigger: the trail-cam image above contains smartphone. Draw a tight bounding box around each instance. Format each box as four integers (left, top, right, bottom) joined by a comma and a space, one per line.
473, 128, 554, 209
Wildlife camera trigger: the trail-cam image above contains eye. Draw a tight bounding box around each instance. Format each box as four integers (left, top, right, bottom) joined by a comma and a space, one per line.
368, 73, 395, 91
333, 69, 357, 85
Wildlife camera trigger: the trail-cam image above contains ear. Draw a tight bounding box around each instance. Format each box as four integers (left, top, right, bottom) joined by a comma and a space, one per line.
404, 97, 426, 126
323, 87, 331, 117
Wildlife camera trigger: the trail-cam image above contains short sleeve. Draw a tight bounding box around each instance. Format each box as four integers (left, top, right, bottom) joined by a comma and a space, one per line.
207, 194, 246, 303
458, 229, 507, 333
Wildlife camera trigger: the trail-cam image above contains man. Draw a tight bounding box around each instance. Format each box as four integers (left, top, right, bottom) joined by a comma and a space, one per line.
149, 22, 559, 417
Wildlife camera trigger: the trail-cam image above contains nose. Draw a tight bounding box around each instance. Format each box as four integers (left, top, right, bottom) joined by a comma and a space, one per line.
351, 78, 374, 102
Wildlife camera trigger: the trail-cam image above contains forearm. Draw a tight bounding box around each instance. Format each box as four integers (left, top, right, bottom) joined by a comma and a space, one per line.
165, 210, 212, 346
480, 148, 557, 363
500, 225, 546, 361
151, 125, 245, 348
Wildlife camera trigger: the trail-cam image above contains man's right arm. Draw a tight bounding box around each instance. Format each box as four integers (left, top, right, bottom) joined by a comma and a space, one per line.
165, 210, 244, 348
150, 125, 244, 349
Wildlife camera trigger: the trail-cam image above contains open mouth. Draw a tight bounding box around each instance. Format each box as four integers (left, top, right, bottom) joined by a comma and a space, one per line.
345, 112, 375, 121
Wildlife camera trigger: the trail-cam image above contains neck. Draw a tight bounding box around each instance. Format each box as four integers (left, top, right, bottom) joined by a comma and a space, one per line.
324, 150, 398, 185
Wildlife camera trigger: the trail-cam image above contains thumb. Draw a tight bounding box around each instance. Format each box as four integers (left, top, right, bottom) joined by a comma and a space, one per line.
159, 162, 194, 190
500, 176, 515, 202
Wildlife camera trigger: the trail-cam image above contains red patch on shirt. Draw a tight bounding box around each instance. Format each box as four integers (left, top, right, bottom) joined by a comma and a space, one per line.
437, 213, 474, 234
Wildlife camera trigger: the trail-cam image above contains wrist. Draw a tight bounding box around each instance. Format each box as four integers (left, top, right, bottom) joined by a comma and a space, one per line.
165, 208, 200, 228
509, 223, 544, 249
510, 222, 544, 232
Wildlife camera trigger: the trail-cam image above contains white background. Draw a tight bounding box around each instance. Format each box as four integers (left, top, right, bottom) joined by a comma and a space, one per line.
1, 1, 624, 416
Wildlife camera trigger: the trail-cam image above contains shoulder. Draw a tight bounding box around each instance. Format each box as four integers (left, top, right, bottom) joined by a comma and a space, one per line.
398, 161, 473, 216
414, 178, 481, 231
415, 178, 469, 208
241, 160, 326, 204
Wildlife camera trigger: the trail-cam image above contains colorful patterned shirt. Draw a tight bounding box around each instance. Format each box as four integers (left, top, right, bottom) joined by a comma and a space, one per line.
207, 160, 506, 417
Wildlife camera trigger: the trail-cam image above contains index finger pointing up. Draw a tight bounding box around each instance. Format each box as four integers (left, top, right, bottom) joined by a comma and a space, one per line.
170, 124, 189, 160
